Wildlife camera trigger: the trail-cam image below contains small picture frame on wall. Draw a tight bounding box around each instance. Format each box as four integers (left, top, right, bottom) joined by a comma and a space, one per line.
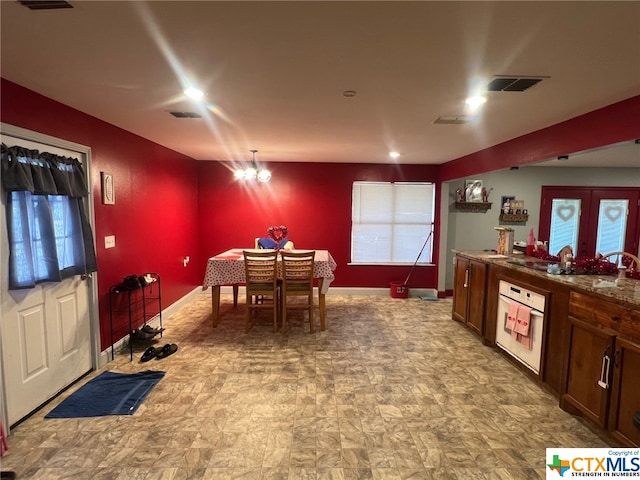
501, 195, 515, 206
101, 172, 115, 205
501, 195, 515, 213
464, 179, 483, 203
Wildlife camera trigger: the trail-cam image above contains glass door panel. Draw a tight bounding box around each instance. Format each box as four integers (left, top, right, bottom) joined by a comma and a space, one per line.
549, 198, 581, 256
595, 199, 628, 256
590, 189, 639, 258
540, 188, 590, 257
541, 187, 640, 258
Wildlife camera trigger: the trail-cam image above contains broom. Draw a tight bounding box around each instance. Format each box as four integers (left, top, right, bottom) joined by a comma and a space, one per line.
402, 230, 437, 301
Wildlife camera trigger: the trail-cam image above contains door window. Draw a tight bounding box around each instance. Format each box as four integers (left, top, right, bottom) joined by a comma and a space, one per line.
540, 187, 639, 258
548, 198, 581, 256
595, 199, 628, 255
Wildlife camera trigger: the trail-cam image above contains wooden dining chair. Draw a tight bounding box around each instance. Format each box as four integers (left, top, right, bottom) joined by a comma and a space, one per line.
243, 249, 279, 333
280, 250, 316, 333
601, 251, 640, 270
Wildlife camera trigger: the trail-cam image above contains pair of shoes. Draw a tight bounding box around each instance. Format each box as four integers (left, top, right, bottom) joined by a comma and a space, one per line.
139, 344, 178, 362
140, 346, 157, 362
132, 329, 155, 341
156, 343, 178, 359
141, 324, 165, 336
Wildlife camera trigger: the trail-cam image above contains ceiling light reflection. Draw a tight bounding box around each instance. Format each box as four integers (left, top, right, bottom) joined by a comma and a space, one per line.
465, 95, 487, 114
184, 87, 204, 101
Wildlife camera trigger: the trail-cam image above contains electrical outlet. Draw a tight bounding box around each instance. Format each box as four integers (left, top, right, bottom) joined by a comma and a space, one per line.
105, 235, 115, 249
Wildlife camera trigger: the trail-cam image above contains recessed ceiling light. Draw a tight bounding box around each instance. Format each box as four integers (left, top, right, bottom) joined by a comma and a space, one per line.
464, 95, 487, 114
184, 87, 204, 101
389, 151, 400, 159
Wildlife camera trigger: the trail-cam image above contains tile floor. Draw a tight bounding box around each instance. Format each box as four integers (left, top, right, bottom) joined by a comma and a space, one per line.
1, 293, 614, 479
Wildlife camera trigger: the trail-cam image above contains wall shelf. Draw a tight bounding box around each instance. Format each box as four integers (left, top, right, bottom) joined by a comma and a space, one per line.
499, 213, 529, 224
454, 201, 492, 212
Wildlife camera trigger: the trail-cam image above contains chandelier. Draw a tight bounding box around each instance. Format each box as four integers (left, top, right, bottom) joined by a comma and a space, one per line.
233, 150, 271, 183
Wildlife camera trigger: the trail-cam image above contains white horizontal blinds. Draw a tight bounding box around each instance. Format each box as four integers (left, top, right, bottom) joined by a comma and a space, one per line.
549, 199, 580, 255
352, 183, 393, 263
351, 181, 434, 263
596, 199, 628, 255
393, 183, 434, 262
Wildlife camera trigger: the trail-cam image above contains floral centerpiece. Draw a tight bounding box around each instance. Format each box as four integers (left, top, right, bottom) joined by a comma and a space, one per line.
257, 225, 292, 250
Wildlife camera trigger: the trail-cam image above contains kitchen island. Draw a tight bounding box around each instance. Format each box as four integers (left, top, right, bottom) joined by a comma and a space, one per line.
453, 250, 640, 448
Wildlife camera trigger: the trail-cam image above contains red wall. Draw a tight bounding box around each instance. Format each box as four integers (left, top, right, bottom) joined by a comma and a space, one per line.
197, 161, 441, 288
1, 79, 200, 350
3, 77, 639, 351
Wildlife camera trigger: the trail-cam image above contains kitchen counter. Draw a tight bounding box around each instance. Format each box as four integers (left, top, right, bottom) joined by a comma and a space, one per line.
453, 250, 640, 308
452, 250, 640, 447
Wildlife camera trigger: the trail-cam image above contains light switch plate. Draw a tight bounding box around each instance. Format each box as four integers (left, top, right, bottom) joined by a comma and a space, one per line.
105, 235, 116, 249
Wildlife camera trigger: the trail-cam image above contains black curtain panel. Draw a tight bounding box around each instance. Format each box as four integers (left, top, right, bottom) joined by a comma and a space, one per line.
1, 143, 97, 289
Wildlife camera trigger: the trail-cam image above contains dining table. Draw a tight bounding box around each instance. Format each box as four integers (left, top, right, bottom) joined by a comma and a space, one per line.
202, 248, 337, 330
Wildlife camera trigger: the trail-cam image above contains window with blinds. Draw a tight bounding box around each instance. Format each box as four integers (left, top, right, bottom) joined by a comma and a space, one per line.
595, 199, 629, 255
351, 181, 435, 264
548, 198, 581, 256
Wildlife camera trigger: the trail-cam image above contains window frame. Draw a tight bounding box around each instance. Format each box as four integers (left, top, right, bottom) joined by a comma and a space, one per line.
350, 181, 435, 266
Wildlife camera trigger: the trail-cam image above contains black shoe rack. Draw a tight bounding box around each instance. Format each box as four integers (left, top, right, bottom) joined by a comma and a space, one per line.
109, 272, 162, 361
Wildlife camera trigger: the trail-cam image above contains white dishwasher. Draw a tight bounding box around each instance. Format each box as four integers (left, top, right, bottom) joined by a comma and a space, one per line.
496, 280, 546, 375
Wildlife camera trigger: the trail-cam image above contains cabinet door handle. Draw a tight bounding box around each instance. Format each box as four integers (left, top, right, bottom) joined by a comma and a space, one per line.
597, 347, 611, 389
463, 269, 469, 288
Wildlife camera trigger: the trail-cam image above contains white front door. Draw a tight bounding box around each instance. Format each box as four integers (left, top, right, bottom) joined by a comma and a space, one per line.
1, 277, 92, 425
0, 128, 95, 426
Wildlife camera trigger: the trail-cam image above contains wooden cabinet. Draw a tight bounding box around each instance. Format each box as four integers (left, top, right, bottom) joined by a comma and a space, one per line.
453, 255, 487, 336
562, 316, 615, 428
609, 336, 640, 447
562, 291, 640, 446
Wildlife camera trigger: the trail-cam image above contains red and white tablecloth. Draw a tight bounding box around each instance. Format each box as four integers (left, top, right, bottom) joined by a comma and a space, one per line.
202, 249, 337, 293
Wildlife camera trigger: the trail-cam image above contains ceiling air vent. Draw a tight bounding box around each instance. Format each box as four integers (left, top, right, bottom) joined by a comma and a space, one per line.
18, 1, 73, 10
434, 116, 473, 125
488, 76, 546, 92
169, 111, 202, 119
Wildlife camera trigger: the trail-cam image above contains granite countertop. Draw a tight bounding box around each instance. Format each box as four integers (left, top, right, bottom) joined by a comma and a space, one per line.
454, 250, 640, 308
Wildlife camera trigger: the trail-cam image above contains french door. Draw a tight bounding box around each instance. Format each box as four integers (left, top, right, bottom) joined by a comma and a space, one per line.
539, 187, 640, 259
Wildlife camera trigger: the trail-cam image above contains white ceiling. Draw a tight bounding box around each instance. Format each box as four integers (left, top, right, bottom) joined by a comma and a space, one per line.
1, 1, 639, 167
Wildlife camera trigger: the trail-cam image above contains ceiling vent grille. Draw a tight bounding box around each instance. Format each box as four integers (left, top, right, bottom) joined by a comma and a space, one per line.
18, 1, 73, 10
488, 76, 546, 92
434, 116, 473, 125
169, 111, 202, 119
